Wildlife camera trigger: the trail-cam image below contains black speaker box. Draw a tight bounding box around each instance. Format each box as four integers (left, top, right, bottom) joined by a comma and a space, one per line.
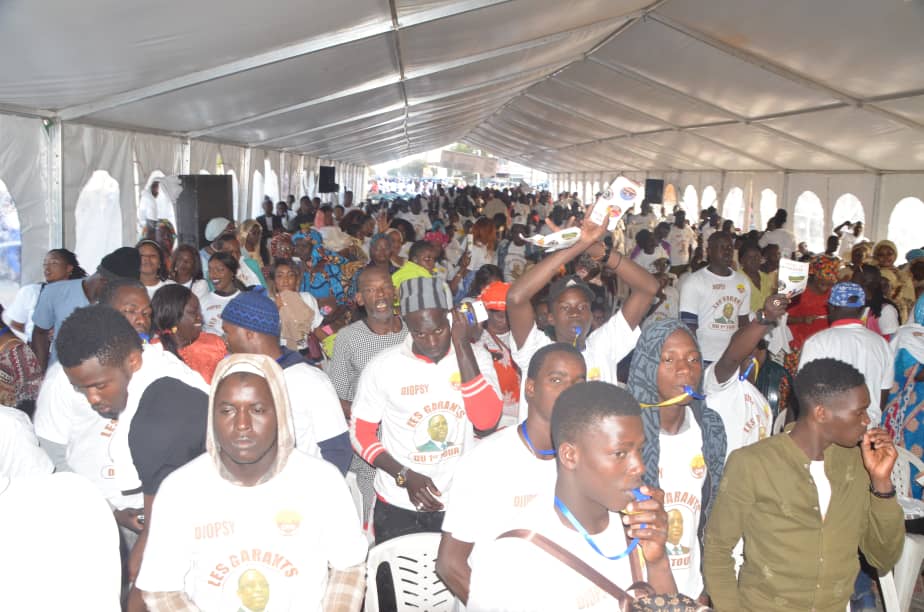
318, 166, 337, 193
175, 174, 234, 249
645, 179, 665, 204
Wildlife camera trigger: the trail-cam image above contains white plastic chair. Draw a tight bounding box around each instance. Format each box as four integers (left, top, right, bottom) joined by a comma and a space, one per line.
771, 408, 788, 435
364, 532, 455, 612
880, 446, 924, 611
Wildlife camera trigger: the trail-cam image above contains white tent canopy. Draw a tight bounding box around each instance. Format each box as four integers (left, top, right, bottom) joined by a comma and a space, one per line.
1, 0, 924, 281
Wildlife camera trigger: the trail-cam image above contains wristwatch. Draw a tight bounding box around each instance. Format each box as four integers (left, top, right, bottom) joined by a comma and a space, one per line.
395, 466, 409, 488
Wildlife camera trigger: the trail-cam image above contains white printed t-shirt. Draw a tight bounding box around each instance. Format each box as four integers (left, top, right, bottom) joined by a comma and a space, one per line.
659, 406, 706, 599
632, 245, 669, 274
703, 362, 772, 458
512, 311, 640, 418
798, 321, 894, 426
442, 425, 556, 546
200, 290, 240, 336
34, 362, 142, 509
136, 452, 367, 611
679, 267, 751, 362
667, 225, 697, 266
468, 494, 638, 612
351, 335, 499, 510
0, 405, 52, 478
281, 360, 346, 459
644, 286, 680, 328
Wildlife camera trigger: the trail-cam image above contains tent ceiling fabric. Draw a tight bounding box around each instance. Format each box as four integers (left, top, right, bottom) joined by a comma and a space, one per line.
1, 0, 923, 172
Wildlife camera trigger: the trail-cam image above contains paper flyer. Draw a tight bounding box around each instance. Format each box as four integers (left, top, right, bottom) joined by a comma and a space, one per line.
777, 258, 809, 296
520, 227, 583, 252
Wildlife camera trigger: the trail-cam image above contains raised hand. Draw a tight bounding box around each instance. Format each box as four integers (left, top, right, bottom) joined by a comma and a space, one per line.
762, 293, 790, 321
622, 486, 669, 563
861, 428, 898, 493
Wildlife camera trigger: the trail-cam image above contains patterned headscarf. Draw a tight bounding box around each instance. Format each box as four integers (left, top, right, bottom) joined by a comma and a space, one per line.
809, 254, 839, 284
627, 319, 726, 524
270, 232, 294, 259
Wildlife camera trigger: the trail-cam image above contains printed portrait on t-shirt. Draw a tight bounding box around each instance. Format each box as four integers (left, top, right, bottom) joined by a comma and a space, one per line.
714, 302, 736, 325
666, 509, 691, 556
416, 414, 454, 452
237, 568, 270, 612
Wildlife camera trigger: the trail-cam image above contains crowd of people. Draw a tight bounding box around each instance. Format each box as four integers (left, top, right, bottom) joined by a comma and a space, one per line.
1, 182, 924, 611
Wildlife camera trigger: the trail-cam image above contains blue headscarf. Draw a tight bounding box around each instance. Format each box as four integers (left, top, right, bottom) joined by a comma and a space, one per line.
915, 292, 924, 326
292, 229, 347, 303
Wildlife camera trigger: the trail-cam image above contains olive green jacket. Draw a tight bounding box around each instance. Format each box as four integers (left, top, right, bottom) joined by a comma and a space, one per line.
703, 432, 904, 612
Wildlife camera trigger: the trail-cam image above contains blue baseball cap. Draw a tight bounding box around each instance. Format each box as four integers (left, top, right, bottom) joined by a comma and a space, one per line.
828, 282, 866, 308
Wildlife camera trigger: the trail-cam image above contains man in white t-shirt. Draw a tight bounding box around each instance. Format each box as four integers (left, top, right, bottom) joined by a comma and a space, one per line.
398, 197, 432, 240
667, 211, 697, 275
798, 282, 894, 425
835, 220, 868, 260
54, 305, 211, 607
350, 277, 502, 544
436, 343, 587, 605
137, 354, 367, 611
221, 290, 352, 474
630, 229, 670, 273
467, 382, 676, 611
35, 281, 185, 538
758, 209, 798, 259
704, 294, 789, 457
680, 232, 752, 363
506, 214, 657, 408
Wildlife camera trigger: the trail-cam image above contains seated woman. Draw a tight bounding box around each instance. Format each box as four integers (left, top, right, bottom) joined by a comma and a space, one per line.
200, 252, 246, 336
883, 294, 924, 498
7, 248, 86, 342
151, 284, 226, 384
137, 240, 174, 299
237, 219, 265, 271
292, 229, 348, 308
170, 244, 209, 299
270, 258, 323, 355
0, 305, 42, 416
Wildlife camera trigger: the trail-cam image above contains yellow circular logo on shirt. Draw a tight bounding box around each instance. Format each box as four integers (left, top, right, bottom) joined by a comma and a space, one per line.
690, 454, 707, 479
275, 509, 301, 536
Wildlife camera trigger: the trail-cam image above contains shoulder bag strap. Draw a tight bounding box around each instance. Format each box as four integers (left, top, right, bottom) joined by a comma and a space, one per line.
498, 529, 631, 605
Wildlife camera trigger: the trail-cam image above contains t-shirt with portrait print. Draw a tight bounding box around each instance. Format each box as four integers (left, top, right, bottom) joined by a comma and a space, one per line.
136, 451, 367, 611
351, 334, 500, 510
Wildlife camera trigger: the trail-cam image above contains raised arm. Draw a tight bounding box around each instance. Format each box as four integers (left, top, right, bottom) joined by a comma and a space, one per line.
506, 221, 607, 348
714, 294, 789, 384
605, 252, 659, 330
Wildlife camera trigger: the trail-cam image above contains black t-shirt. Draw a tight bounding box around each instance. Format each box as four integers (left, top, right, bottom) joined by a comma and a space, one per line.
128, 377, 208, 496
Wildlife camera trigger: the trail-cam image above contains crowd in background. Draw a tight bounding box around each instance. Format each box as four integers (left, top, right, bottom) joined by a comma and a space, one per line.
1, 180, 923, 611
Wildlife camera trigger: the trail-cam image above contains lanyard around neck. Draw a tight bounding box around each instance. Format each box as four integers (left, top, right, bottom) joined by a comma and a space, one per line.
639, 385, 705, 408
554, 488, 650, 561
520, 421, 555, 456
739, 357, 759, 382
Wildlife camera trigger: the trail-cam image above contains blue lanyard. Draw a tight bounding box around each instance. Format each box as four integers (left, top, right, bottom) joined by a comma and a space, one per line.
683, 385, 706, 400
554, 488, 650, 560
738, 359, 756, 382
519, 422, 555, 456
